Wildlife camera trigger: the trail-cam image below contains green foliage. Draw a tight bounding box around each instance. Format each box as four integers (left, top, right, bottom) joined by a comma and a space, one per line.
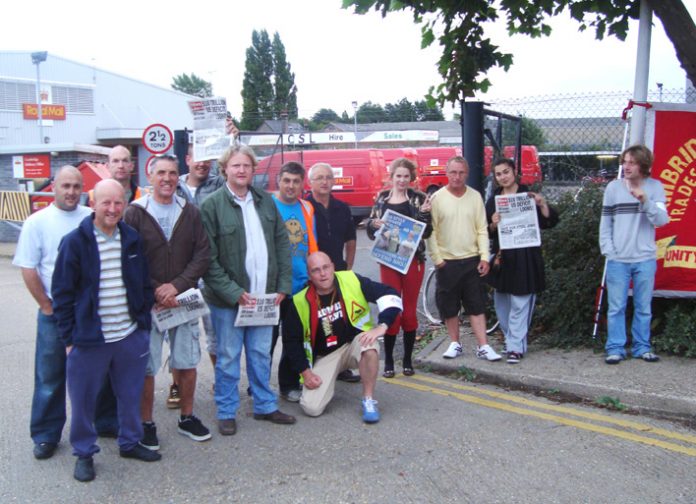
500, 116, 546, 147
272, 32, 298, 120
310, 108, 342, 130
357, 101, 387, 123
343, 98, 445, 124
171, 73, 213, 98
535, 182, 605, 348
343, 0, 642, 105
456, 366, 476, 381
595, 396, 628, 411
241, 30, 297, 130
652, 300, 696, 357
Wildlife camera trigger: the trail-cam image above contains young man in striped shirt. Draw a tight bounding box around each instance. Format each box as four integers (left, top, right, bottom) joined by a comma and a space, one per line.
52, 180, 160, 482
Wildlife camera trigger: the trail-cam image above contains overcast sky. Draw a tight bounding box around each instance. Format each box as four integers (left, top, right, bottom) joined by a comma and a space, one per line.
3, 0, 693, 119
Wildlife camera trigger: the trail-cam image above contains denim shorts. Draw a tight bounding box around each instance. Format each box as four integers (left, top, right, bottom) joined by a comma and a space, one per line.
146, 318, 201, 374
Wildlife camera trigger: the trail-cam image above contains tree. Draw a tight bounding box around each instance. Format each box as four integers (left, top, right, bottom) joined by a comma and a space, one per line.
344, 0, 696, 105
272, 32, 298, 119
241, 30, 274, 130
502, 116, 547, 148
311, 108, 342, 127
241, 30, 299, 131
414, 99, 445, 121
357, 101, 387, 123
384, 97, 415, 122
171, 73, 213, 98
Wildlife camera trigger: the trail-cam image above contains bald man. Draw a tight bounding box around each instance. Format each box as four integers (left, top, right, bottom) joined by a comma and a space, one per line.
52, 180, 160, 482
281, 252, 402, 423
14, 166, 93, 460
89, 145, 147, 207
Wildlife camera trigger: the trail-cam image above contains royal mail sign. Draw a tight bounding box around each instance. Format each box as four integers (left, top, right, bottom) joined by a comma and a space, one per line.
22, 103, 66, 121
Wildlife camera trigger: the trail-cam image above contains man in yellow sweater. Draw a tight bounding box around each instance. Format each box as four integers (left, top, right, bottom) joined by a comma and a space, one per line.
427, 156, 502, 361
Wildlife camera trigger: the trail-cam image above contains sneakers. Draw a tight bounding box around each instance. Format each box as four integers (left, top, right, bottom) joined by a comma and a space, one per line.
640, 352, 660, 362
74, 456, 95, 482
167, 384, 181, 409
476, 344, 502, 361
361, 397, 380, 424
506, 351, 523, 364
178, 415, 212, 442
442, 342, 463, 359
280, 389, 302, 403
605, 354, 624, 365
120, 444, 162, 462
140, 422, 160, 451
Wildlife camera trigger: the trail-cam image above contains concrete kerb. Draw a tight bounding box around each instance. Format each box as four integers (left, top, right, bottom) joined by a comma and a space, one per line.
415, 331, 696, 424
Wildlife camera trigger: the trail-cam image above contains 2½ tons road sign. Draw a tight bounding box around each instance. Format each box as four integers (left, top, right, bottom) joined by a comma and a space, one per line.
142, 123, 174, 154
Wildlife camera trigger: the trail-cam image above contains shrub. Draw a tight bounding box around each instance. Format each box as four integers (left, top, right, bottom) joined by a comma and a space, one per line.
535, 182, 605, 348
652, 299, 696, 357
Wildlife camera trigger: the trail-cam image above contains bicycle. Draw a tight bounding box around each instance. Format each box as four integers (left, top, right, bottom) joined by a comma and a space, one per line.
420, 265, 500, 335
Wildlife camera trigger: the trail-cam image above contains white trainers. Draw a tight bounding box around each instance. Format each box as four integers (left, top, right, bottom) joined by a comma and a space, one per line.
476, 344, 502, 361
442, 342, 463, 359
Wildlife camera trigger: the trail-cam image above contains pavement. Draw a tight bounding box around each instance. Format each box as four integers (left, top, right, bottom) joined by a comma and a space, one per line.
416, 323, 696, 425
3, 239, 693, 425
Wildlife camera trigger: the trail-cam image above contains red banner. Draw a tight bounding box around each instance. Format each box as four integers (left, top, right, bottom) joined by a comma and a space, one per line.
649, 108, 696, 297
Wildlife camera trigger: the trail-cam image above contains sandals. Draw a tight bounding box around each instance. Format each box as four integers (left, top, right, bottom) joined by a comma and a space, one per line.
403, 367, 415, 376
382, 369, 395, 378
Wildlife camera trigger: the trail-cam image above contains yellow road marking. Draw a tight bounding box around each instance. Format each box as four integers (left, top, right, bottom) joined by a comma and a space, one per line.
383, 377, 696, 457
406, 374, 696, 445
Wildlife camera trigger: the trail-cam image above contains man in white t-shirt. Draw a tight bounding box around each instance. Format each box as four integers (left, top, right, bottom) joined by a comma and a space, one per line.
13, 166, 92, 460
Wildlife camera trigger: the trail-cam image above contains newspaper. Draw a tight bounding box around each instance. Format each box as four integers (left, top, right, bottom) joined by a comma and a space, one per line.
187, 97, 231, 161
495, 193, 541, 250
234, 294, 281, 327
370, 209, 426, 274
152, 288, 210, 332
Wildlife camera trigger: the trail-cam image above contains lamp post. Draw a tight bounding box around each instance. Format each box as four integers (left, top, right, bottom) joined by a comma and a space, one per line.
352, 100, 358, 149
31, 51, 48, 144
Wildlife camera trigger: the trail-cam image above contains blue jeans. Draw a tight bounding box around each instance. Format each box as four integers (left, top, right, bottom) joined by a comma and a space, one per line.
209, 304, 278, 419
30, 310, 66, 445
605, 259, 656, 358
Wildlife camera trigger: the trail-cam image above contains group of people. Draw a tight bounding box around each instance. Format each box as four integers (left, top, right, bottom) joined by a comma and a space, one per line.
15, 138, 668, 483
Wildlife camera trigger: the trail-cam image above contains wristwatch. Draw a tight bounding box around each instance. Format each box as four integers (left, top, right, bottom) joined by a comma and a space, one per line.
378, 322, 388, 331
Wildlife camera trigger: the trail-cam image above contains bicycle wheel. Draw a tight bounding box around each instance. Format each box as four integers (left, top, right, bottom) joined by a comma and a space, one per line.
420, 267, 441, 325
484, 285, 500, 335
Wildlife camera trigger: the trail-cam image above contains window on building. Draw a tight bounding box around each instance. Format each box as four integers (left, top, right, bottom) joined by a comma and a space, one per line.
52, 86, 94, 114
0, 80, 95, 114
0, 80, 36, 110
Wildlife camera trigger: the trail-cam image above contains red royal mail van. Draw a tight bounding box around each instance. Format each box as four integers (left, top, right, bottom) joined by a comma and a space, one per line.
254, 149, 387, 218
414, 145, 541, 194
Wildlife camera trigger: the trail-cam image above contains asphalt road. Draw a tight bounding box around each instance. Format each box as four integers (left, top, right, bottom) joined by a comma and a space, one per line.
1, 231, 695, 503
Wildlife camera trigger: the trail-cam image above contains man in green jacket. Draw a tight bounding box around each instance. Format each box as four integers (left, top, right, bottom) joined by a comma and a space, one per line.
200, 145, 295, 436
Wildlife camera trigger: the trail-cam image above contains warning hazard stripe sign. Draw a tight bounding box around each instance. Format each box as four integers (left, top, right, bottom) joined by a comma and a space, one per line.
0, 191, 31, 222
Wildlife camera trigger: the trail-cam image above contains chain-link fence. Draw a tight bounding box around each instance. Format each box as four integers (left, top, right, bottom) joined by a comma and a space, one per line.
482, 87, 690, 181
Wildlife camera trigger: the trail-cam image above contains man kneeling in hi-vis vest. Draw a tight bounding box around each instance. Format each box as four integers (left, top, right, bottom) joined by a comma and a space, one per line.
282, 252, 402, 423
